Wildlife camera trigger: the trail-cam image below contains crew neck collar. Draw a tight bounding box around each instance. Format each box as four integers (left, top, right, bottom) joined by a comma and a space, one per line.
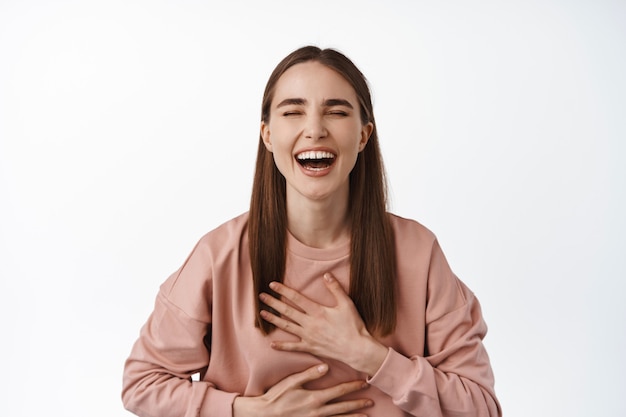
286, 230, 350, 261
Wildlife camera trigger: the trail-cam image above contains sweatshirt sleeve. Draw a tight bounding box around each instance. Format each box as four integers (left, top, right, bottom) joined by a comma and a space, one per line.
367, 239, 502, 417
121, 239, 239, 417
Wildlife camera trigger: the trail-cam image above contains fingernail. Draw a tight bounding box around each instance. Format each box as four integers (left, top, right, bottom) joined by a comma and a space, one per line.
323, 273, 333, 282
269, 281, 277, 290
317, 364, 328, 373
366, 400, 374, 407
361, 382, 369, 389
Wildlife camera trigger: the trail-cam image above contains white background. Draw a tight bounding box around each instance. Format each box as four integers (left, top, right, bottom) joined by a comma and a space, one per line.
1, 0, 624, 416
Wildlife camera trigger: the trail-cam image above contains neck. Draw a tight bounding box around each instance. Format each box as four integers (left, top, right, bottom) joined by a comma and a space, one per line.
286, 192, 350, 249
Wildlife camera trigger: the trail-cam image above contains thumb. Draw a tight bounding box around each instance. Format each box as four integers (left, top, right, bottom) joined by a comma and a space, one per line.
265, 363, 328, 399
286, 363, 329, 387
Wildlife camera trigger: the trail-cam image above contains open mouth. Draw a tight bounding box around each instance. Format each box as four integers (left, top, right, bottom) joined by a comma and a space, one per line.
296, 150, 336, 171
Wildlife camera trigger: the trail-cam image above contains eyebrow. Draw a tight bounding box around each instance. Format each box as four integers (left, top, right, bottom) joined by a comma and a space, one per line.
275, 98, 354, 109
276, 98, 306, 108
324, 98, 354, 109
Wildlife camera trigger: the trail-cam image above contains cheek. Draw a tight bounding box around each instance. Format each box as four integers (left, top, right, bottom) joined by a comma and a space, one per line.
269, 137, 292, 158
267, 124, 298, 148
343, 128, 367, 153
269, 142, 294, 175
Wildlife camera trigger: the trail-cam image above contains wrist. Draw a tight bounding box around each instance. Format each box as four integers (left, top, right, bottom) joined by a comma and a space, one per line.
351, 334, 388, 377
233, 396, 263, 417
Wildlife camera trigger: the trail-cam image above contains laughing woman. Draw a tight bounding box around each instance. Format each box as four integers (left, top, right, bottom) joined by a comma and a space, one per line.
122, 46, 502, 417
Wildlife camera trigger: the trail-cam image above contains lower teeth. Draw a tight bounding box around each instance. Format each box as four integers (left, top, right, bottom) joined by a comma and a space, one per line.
304, 162, 329, 170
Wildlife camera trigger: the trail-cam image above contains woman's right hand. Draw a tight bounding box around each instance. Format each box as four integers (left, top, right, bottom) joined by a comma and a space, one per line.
232, 363, 373, 417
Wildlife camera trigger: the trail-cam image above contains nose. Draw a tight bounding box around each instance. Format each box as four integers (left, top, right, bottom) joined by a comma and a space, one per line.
304, 114, 327, 140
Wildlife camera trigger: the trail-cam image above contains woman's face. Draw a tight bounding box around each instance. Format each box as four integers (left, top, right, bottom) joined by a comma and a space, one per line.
261, 61, 373, 207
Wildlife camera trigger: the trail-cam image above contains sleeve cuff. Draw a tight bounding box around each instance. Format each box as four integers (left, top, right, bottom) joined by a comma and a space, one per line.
200, 388, 240, 417
367, 348, 435, 398
367, 348, 409, 392
367, 348, 440, 407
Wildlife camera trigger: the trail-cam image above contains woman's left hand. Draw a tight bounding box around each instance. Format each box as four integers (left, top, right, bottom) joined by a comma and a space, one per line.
259, 273, 388, 376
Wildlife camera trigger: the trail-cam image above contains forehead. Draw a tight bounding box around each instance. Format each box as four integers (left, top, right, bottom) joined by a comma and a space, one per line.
272, 61, 358, 104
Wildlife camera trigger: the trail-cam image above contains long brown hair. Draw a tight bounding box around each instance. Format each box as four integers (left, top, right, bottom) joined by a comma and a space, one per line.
249, 46, 396, 336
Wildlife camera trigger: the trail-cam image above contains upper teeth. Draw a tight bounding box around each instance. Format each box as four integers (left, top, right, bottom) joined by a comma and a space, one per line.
297, 151, 335, 160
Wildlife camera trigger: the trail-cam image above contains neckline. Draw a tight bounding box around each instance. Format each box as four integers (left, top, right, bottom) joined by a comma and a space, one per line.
286, 230, 350, 261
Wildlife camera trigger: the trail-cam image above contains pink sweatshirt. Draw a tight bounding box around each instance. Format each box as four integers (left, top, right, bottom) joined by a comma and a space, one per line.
122, 213, 501, 417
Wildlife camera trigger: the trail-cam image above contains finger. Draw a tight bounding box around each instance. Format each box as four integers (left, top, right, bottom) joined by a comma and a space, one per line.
259, 292, 306, 323
317, 380, 370, 404
323, 273, 351, 305
269, 281, 319, 312
269, 342, 304, 353
320, 397, 374, 416
260, 309, 304, 337
277, 363, 329, 389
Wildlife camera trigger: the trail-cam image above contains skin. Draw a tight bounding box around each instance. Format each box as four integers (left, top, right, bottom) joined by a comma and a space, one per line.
260, 273, 389, 377
260, 61, 372, 248
233, 62, 388, 417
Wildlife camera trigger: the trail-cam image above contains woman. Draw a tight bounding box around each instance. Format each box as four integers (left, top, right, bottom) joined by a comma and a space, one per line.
122, 46, 501, 417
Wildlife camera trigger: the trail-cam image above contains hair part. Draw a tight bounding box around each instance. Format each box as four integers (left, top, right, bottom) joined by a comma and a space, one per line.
249, 45, 397, 336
